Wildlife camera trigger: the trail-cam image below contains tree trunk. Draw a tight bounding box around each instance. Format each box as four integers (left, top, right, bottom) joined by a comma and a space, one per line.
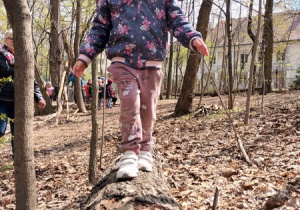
49, 0, 64, 85
166, 35, 174, 99
34, 64, 56, 115
174, 45, 181, 98
74, 0, 86, 112
89, 59, 99, 183
3, 0, 37, 209
247, 0, 257, 95
244, 0, 262, 125
174, 0, 213, 116
262, 0, 274, 94
81, 150, 181, 210
226, 0, 234, 109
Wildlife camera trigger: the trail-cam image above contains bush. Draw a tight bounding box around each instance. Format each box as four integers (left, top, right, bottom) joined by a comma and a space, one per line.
292, 67, 300, 89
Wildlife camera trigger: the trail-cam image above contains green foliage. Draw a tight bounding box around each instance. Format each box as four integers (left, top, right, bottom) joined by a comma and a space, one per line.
0, 76, 14, 86
0, 136, 5, 148
292, 66, 300, 89
0, 158, 14, 175
0, 113, 14, 123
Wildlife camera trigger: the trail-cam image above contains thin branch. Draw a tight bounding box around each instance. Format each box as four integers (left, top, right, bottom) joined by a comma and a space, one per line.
203, 61, 253, 166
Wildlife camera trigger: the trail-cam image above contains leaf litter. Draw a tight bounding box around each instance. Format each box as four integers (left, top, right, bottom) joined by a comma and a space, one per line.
0, 91, 299, 209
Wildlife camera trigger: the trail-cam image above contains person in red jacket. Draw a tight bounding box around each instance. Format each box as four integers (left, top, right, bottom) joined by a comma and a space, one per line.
85, 79, 92, 104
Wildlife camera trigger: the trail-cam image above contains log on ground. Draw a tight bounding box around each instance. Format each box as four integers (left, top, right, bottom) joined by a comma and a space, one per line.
80, 153, 181, 210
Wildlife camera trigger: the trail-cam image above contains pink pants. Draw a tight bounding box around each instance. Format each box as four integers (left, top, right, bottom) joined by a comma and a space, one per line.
107, 63, 163, 155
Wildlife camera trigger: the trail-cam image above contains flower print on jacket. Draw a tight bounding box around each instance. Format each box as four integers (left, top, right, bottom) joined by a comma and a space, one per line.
170, 10, 179, 20
81, 43, 97, 56
137, 59, 143, 69
116, 24, 131, 35
140, 17, 151, 31
111, 11, 120, 20
146, 41, 157, 54
125, 44, 135, 55
155, 8, 165, 19
124, 0, 133, 5
79, 0, 203, 69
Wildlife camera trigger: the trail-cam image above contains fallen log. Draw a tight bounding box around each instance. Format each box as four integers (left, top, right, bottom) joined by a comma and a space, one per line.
80, 152, 181, 210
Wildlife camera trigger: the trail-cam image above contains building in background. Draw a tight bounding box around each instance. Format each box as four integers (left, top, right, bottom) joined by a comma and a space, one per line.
204, 10, 300, 91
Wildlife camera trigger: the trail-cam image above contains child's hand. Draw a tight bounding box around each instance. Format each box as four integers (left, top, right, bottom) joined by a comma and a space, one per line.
73, 60, 86, 77
192, 38, 209, 56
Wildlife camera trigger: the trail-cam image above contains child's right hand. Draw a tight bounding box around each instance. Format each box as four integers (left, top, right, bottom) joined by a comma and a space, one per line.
73, 60, 86, 77
192, 38, 209, 56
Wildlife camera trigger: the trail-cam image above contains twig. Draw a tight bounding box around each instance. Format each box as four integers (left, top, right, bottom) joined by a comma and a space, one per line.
210, 74, 253, 166
100, 58, 108, 169
212, 187, 219, 210
55, 71, 67, 126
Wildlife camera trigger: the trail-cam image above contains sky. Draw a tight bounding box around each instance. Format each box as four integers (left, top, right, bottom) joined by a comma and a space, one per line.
210, 0, 300, 19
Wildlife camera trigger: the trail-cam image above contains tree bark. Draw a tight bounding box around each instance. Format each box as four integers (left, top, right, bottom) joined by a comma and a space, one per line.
3, 0, 37, 209
89, 59, 99, 183
166, 35, 174, 99
174, 45, 181, 98
244, 0, 262, 125
74, 0, 86, 112
174, 0, 213, 116
247, 1, 257, 95
81, 151, 181, 210
34, 64, 56, 115
49, 0, 64, 85
226, 0, 234, 109
262, 0, 274, 94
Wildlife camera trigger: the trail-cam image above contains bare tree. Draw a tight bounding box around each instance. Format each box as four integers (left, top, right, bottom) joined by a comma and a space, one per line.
166, 34, 174, 99
225, 0, 234, 109
89, 58, 99, 183
74, 0, 86, 112
49, 0, 64, 85
262, 0, 274, 94
174, 0, 213, 116
247, 1, 257, 95
3, 0, 37, 209
245, 0, 262, 125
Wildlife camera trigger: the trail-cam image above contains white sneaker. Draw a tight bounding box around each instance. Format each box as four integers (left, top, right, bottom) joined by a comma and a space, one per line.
138, 151, 153, 172
116, 151, 138, 179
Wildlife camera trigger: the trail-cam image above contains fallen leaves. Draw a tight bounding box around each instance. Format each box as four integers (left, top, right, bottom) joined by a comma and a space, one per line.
0, 91, 299, 209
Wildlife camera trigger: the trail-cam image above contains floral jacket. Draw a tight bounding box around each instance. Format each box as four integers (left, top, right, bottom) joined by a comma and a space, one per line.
79, 0, 202, 69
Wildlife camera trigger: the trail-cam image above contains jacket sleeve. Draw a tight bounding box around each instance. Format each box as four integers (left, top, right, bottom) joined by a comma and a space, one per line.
0, 53, 11, 78
166, 0, 202, 49
78, 0, 112, 65
34, 79, 44, 102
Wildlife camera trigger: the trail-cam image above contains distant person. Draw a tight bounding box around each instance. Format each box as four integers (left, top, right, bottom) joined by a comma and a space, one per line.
53, 82, 59, 101
46, 81, 54, 102
98, 79, 104, 109
0, 29, 46, 158
106, 79, 114, 109
85, 79, 92, 104
72, 0, 208, 179
111, 81, 118, 105
68, 71, 86, 103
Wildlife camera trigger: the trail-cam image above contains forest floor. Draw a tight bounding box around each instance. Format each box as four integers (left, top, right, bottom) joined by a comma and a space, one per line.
0, 90, 300, 209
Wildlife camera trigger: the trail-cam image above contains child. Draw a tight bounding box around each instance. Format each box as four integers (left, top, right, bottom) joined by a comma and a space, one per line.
98, 79, 104, 109
46, 82, 54, 102
73, 0, 208, 179
106, 79, 114, 109
85, 79, 92, 104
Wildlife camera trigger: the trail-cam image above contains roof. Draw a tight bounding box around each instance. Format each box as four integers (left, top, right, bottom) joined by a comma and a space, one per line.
207, 10, 300, 47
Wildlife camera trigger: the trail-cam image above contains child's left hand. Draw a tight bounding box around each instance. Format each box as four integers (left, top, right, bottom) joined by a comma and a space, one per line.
192, 38, 209, 56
